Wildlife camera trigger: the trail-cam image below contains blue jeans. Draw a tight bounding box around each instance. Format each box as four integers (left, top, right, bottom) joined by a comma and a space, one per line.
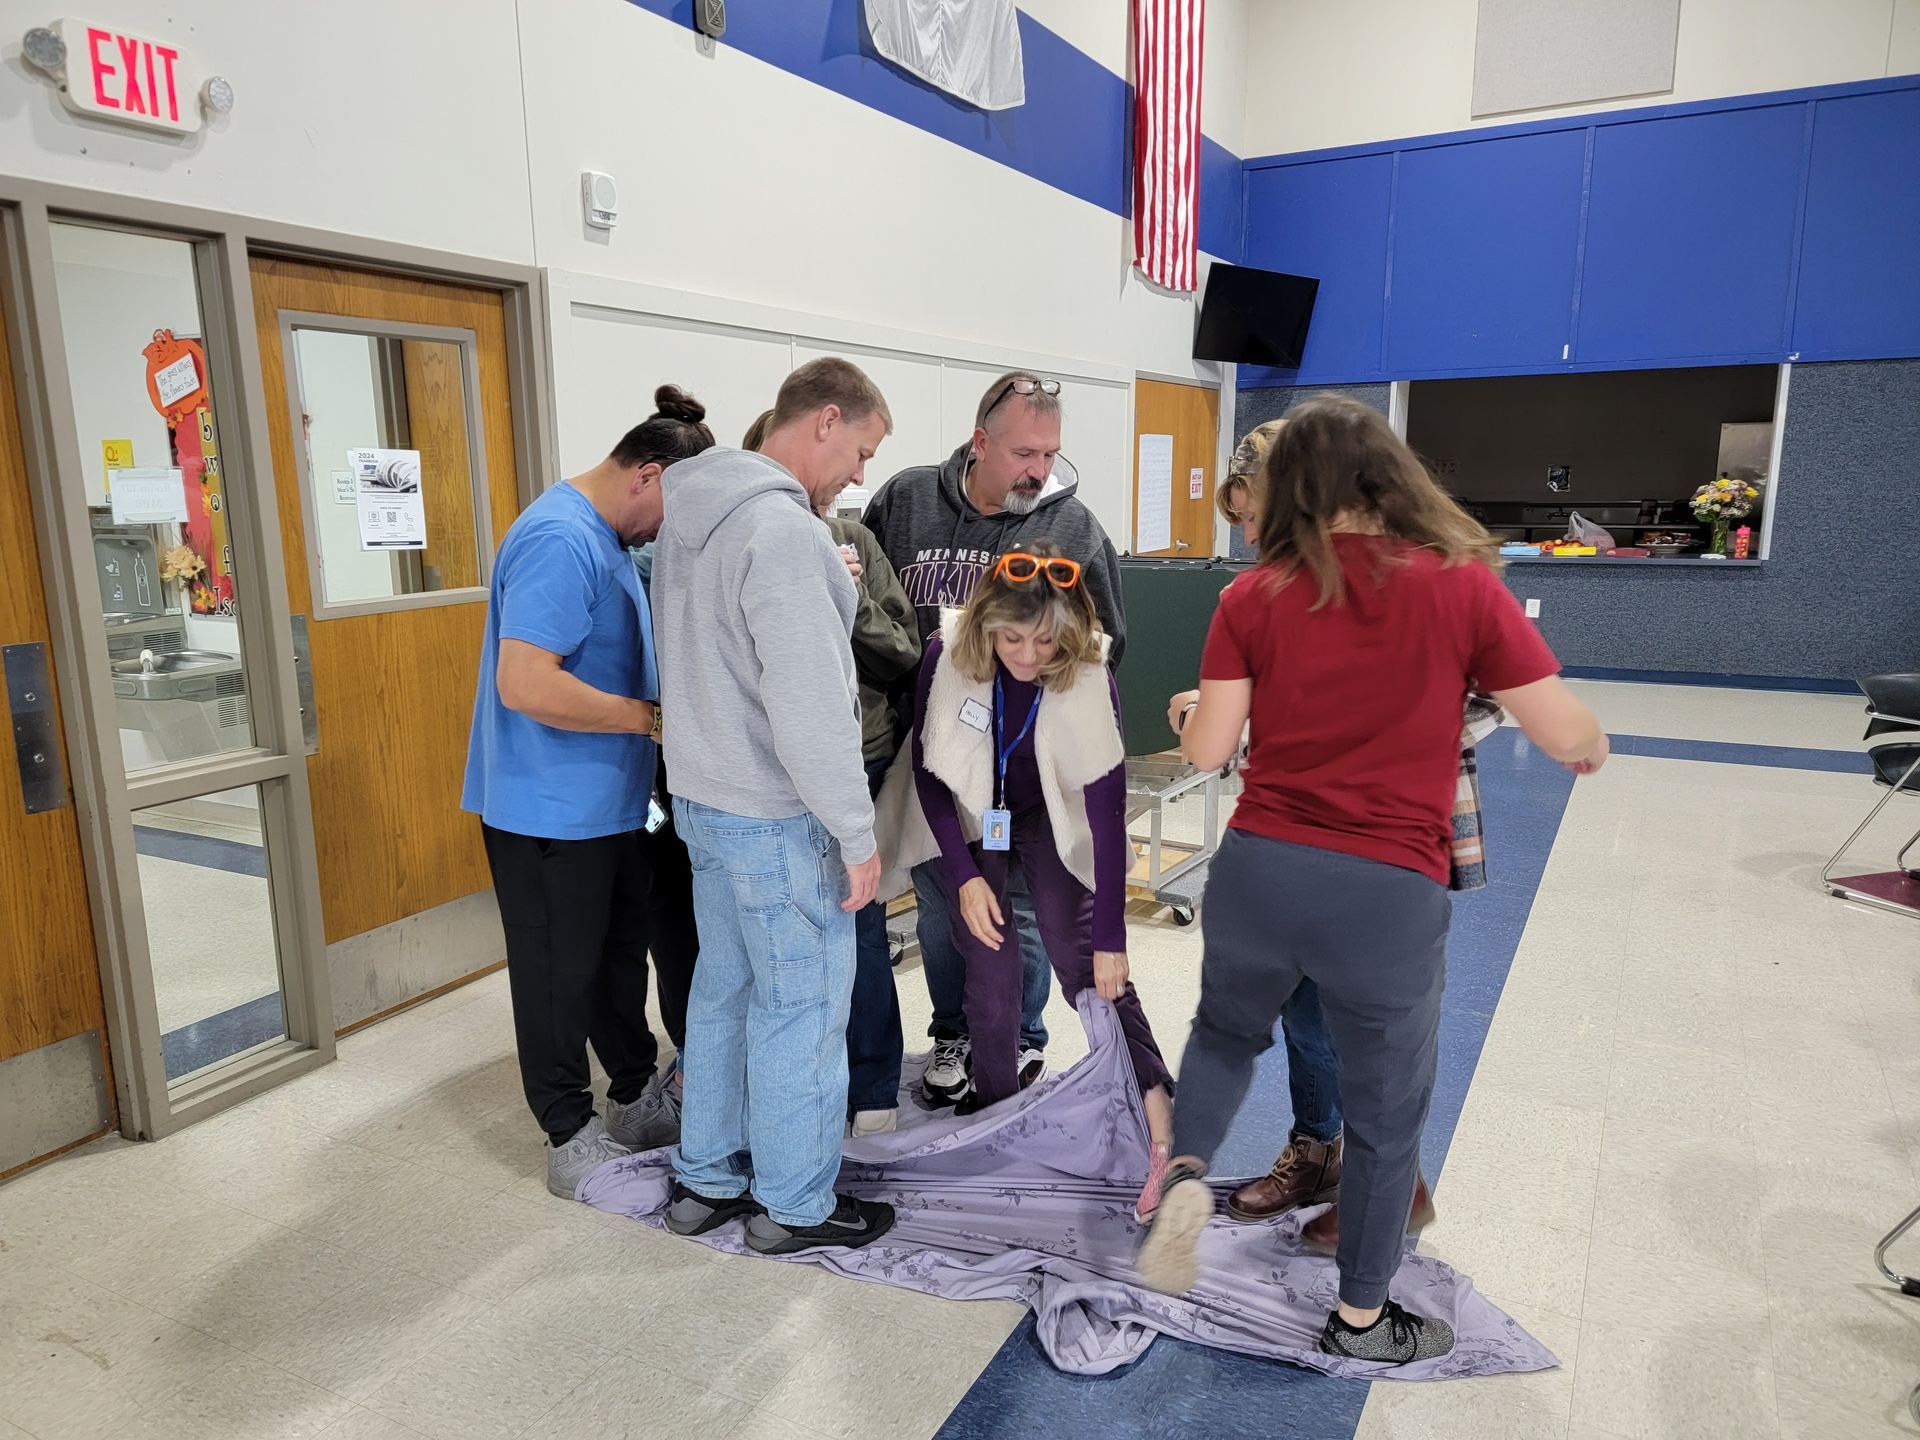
1283, 979, 1343, 1144
672, 799, 853, 1228
912, 859, 1050, 1051
848, 759, 904, 1113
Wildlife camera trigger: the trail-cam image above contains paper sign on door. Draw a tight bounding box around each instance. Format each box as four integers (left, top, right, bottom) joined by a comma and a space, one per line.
350, 447, 427, 550
1189, 467, 1205, 500
1136, 434, 1173, 553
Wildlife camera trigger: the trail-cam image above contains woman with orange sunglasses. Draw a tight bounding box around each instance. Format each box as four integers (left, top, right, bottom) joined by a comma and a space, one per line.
878, 540, 1177, 1219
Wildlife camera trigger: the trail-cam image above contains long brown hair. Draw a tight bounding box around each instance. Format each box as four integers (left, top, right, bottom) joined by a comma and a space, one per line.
1254, 394, 1497, 608
949, 540, 1102, 692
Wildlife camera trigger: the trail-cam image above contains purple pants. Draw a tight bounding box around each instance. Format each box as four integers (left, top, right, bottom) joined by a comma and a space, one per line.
946, 806, 1172, 1107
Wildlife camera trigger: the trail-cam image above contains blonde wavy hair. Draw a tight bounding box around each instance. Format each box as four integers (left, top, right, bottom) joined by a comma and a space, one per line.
948, 540, 1103, 693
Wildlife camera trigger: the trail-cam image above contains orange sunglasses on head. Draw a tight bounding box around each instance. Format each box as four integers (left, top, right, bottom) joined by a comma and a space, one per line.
991, 551, 1082, 588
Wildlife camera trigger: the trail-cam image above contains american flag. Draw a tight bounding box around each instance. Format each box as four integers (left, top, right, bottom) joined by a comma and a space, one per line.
1132, 0, 1205, 293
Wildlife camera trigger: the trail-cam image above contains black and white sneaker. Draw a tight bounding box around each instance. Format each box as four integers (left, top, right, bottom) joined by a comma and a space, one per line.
744, 1194, 897, 1255
923, 1034, 972, 1103
1317, 1300, 1455, 1365
1017, 1045, 1046, 1088
662, 1180, 759, 1237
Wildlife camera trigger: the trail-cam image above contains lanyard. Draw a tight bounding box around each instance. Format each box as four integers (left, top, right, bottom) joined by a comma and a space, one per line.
994, 673, 1043, 810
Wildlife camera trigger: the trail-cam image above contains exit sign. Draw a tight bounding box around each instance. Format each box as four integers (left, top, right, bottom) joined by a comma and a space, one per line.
57, 19, 199, 135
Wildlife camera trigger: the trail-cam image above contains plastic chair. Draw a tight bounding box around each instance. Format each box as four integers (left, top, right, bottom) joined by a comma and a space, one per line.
1874, 1202, 1920, 1424
1823, 674, 1920, 921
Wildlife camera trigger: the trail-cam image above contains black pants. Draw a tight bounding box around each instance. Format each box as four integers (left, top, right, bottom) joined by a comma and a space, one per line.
639, 755, 701, 1053
483, 824, 665, 1146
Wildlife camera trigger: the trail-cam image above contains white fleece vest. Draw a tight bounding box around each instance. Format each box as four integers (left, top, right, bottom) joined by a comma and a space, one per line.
875, 610, 1122, 901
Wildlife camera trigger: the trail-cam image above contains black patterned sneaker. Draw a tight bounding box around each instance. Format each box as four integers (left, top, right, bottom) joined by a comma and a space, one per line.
744, 1194, 896, 1254
663, 1180, 759, 1237
1318, 1300, 1455, 1365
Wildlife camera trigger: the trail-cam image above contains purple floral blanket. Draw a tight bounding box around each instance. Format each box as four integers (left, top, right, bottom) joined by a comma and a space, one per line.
579, 994, 1556, 1379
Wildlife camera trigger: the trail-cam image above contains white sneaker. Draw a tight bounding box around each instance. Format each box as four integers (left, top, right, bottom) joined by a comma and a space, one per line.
850, 1108, 897, 1137
923, 1034, 971, 1103
1018, 1046, 1046, 1089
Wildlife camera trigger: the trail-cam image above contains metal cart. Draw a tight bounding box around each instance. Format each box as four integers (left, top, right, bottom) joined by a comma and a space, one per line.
1123, 755, 1226, 926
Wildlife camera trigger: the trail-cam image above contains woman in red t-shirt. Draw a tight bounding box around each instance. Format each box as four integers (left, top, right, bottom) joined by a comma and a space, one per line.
1137, 395, 1608, 1366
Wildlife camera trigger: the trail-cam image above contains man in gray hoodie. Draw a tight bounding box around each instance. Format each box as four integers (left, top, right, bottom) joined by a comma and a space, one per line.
859, 373, 1128, 1105
651, 357, 898, 1255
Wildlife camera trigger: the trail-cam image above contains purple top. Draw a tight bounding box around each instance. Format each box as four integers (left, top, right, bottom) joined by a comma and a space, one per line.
912, 636, 1129, 951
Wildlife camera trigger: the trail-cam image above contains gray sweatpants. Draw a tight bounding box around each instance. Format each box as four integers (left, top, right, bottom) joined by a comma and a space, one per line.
1174, 828, 1450, 1310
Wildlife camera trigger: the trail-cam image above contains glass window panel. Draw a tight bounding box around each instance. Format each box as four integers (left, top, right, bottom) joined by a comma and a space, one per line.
51, 222, 255, 773
133, 786, 288, 1088
291, 327, 483, 604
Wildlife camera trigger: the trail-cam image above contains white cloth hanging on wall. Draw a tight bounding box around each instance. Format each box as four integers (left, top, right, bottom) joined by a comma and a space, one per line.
865, 0, 1026, 111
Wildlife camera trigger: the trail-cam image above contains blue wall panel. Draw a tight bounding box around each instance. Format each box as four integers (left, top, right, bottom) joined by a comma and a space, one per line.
1573, 104, 1807, 363
1240, 154, 1395, 384
1385, 131, 1587, 372
1198, 135, 1246, 264
1791, 88, 1920, 360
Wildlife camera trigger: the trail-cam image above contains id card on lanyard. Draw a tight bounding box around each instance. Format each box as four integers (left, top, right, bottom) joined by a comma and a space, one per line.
982, 674, 1040, 851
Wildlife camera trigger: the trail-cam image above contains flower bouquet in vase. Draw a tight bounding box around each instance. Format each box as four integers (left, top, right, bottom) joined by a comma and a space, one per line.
1690, 476, 1760, 556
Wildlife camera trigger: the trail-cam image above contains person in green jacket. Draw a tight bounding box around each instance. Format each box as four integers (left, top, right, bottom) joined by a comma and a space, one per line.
744, 409, 920, 1134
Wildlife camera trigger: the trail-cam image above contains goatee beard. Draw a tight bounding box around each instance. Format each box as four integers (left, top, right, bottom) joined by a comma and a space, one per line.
1002, 487, 1042, 516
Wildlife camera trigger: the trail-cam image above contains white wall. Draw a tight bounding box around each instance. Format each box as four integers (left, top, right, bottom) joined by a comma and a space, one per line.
550, 274, 1135, 546
1244, 0, 1920, 155
3, 0, 1243, 544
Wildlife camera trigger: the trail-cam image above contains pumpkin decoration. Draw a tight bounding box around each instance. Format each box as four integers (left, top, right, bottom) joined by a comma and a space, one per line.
141, 328, 210, 426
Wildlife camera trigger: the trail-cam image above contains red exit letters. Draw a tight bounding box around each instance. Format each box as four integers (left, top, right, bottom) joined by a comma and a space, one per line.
56, 19, 201, 135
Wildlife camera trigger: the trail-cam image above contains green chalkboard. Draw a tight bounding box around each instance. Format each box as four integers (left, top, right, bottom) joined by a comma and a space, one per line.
1115, 558, 1249, 757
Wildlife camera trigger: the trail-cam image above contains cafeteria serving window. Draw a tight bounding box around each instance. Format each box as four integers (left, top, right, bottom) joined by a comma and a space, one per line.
1407, 364, 1781, 561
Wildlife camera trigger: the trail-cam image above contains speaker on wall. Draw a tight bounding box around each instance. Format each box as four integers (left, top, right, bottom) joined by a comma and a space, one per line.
1193, 263, 1320, 368
695, 0, 726, 39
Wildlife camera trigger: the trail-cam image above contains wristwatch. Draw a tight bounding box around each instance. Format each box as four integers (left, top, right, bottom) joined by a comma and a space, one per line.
649, 702, 663, 741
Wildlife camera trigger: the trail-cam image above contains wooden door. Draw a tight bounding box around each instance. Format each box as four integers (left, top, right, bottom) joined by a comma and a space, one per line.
1132, 378, 1221, 557
0, 282, 113, 1169
250, 258, 522, 948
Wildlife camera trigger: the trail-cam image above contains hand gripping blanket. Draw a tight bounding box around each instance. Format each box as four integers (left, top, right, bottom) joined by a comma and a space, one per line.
579, 994, 1556, 1380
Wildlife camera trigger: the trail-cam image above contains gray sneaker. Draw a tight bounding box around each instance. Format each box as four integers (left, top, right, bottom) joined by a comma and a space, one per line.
606, 1068, 681, 1151
546, 1115, 631, 1200
1318, 1299, 1455, 1365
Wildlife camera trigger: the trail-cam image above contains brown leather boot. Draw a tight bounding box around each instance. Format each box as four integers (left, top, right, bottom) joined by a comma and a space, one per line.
1300, 1171, 1436, 1255
1225, 1132, 1343, 1221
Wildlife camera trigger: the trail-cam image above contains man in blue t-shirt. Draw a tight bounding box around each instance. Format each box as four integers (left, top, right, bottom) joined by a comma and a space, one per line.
463, 393, 713, 1201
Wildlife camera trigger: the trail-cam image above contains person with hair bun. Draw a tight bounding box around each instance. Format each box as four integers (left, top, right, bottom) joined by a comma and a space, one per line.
463, 383, 714, 1203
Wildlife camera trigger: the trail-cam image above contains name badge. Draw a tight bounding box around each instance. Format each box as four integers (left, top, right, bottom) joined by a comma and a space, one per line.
981, 808, 1012, 851
959, 698, 992, 733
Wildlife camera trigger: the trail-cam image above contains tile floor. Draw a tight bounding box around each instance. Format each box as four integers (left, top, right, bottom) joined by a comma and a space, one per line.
1, 681, 1915, 1439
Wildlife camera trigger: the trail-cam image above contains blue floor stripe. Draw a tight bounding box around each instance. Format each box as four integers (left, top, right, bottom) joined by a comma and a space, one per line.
161, 991, 286, 1081
132, 824, 267, 877
1565, 665, 1861, 695
1610, 733, 1865, 773
935, 731, 1575, 1439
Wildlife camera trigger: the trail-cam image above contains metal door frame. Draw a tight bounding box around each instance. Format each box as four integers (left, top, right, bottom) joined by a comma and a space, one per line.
0, 177, 552, 1140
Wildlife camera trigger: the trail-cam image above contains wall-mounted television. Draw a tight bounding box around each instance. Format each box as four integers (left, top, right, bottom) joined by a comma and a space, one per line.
1193, 263, 1319, 368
